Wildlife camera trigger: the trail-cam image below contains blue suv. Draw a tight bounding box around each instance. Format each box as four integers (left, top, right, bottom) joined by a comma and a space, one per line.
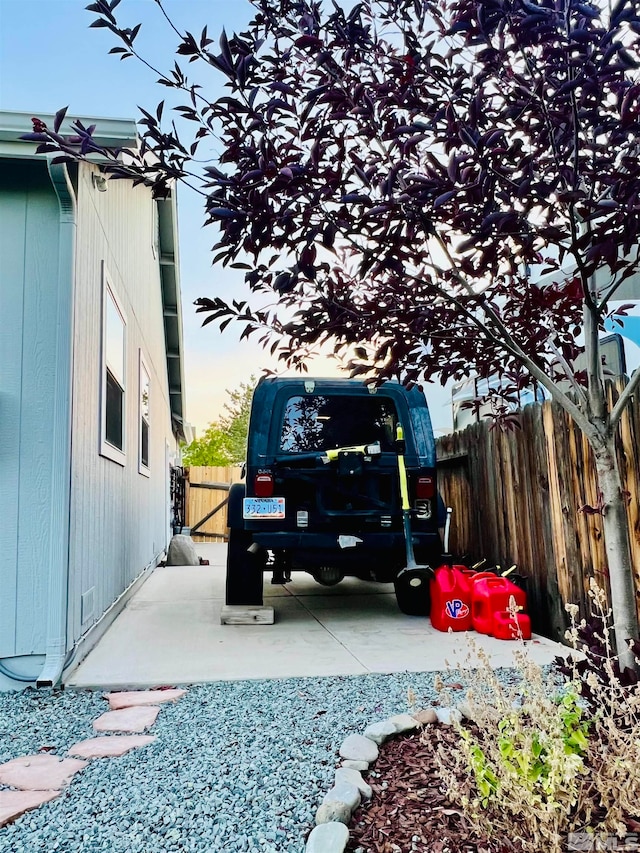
226, 377, 442, 614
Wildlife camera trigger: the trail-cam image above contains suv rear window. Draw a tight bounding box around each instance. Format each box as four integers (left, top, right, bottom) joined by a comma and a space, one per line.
279, 394, 399, 453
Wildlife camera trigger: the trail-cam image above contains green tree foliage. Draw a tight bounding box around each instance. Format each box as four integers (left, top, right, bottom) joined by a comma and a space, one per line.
182, 378, 255, 466
222, 378, 254, 464
181, 422, 233, 467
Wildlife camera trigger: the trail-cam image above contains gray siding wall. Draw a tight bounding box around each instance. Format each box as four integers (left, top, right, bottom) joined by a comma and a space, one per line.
67, 164, 175, 646
0, 160, 64, 658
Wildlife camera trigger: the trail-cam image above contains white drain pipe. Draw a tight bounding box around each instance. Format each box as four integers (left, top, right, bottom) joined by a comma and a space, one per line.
37, 160, 76, 688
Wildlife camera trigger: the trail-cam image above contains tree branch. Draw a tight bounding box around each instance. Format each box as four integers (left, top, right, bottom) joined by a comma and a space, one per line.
546, 335, 589, 409
430, 232, 593, 431
610, 367, 640, 428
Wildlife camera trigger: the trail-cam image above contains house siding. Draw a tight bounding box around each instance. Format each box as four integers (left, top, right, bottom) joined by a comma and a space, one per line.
0, 160, 64, 658
66, 164, 175, 646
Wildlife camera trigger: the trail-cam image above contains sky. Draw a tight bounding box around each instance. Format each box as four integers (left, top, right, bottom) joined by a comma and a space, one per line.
0, 0, 453, 435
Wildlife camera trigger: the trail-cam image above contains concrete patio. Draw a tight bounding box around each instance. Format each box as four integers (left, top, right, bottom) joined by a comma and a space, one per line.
66, 543, 567, 689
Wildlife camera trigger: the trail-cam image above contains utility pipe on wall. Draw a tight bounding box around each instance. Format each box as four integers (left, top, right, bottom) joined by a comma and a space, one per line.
37, 160, 77, 689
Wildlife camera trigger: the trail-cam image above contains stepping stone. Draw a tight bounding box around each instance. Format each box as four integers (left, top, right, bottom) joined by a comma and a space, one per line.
0, 755, 87, 791
67, 735, 156, 758
0, 790, 60, 827
104, 689, 186, 710
93, 706, 160, 733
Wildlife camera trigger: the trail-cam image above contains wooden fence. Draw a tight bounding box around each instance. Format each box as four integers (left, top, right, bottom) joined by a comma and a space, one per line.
185, 466, 244, 542
436, 379, 640, 641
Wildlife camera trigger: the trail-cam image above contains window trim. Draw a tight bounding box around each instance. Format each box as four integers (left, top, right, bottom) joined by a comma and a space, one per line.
138, 349, 151, 476
99, 264, 127, 466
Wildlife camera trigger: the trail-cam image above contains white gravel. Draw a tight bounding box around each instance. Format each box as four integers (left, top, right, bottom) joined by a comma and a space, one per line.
0, 670, 525, 853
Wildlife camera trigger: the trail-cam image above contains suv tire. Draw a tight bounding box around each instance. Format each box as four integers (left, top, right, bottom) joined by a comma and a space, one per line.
226, 527, 266, 606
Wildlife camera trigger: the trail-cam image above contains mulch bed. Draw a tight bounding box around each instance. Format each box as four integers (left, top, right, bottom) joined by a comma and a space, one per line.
346, 724, 523, 853
346, 722, 640, 853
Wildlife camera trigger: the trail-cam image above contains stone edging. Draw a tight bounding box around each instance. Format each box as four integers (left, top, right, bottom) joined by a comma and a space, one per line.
304, 707, 462, 852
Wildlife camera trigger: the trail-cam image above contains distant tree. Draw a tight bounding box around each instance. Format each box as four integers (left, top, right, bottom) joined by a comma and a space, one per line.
182, 378, 255, 466
29, 0, 640, 668
181, 422, 233, 467
218, 377, 255, 463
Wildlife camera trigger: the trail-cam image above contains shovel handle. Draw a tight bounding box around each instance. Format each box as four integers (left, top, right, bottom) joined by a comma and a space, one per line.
395, 425, 411, 511
397, 454, 410, 511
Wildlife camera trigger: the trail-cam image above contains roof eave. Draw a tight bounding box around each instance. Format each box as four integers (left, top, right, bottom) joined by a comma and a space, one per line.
157, 194, 187, 442
0, 109, 138, 150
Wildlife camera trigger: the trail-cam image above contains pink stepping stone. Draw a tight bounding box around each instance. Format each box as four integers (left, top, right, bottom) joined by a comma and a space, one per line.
67, 735, 156, 759
93, 705, 160, 733
0, 789, 60, 827
0, 755, 87, 791
105, 689, 186, 710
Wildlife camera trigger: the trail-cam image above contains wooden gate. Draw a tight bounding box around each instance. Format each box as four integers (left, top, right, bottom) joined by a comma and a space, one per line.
185, 466, 244, 542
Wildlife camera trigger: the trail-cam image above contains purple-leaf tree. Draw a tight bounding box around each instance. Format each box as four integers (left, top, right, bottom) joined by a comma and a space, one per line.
31, 0, 640, 668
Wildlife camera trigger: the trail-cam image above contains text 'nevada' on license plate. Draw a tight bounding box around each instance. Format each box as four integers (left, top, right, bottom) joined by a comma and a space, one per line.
243, 497, 286, 519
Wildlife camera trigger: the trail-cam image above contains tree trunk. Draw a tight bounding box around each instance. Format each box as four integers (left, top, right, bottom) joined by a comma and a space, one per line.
594, 440, 639, 673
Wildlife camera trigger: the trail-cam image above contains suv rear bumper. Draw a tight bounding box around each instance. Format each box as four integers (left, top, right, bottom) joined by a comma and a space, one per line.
251, 531, 437, 548
251, 531, 440, 573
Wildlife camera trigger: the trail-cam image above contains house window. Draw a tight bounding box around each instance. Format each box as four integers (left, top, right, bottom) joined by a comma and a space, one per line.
139, 351, 150, 475
100, 268, 126, 465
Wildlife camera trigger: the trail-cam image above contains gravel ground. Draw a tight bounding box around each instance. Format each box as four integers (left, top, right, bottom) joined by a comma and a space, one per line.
0, 670, 526, 853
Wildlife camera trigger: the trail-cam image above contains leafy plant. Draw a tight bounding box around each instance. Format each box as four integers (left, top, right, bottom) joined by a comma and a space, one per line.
462, 733, 499, 805
438, 660, 588, 850
435, 587, 640, 852
560, 581, 640, 834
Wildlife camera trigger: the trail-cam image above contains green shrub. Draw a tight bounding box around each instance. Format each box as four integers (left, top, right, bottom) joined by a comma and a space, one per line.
433, 583, 640, 853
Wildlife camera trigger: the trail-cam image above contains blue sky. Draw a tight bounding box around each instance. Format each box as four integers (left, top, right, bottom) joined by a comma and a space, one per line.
0, 0, 453, 434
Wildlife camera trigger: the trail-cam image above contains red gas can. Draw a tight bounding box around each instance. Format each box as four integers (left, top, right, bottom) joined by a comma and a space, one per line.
492, 609, 532, 640
460, 569, 497, 585
472, 577, 527, 635
430, 566, 473, 632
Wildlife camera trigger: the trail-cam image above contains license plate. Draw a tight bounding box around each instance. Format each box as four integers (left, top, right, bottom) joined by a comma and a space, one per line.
243, 497, 285, 519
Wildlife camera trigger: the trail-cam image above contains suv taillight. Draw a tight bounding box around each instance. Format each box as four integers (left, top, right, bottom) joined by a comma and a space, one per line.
416, 476, 435, 499
254, 473, 274, 497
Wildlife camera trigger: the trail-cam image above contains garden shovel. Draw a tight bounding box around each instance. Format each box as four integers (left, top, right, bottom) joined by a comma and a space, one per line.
395, 424, 434, 584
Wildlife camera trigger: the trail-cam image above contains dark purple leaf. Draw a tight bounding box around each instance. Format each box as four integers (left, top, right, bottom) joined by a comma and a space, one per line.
434, 190, 456, 208
53, 106, 68, 133
295, 35, 323, 49
209, 207, 241, 219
